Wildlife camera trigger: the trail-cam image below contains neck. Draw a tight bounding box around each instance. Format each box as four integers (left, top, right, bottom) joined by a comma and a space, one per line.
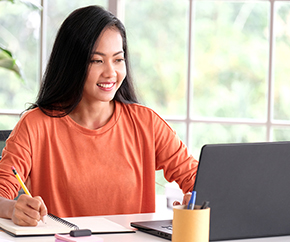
69, 101, 115, 130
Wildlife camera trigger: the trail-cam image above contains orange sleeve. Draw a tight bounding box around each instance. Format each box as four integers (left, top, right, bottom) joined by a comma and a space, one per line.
152, 110, 199, 194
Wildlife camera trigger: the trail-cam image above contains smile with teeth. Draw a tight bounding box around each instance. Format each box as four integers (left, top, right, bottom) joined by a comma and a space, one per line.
97, 83, 115, 88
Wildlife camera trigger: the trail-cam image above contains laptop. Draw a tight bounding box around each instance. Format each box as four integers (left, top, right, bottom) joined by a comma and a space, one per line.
131, 141, 290, 241
131, 220, 172, 240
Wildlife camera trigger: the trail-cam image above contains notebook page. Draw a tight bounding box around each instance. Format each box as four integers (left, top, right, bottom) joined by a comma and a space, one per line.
0, 216, 71, 236
64, 216, 133, 233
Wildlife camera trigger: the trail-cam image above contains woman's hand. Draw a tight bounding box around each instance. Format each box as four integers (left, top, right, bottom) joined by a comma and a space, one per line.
173, 192, 192, 206
11, 194, 47, 226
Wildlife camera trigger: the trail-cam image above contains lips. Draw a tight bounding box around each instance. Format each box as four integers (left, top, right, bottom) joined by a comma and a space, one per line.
97, 82, 115, 90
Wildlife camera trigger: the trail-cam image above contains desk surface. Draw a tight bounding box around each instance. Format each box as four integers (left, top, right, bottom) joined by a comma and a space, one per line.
1, 212, 290, 242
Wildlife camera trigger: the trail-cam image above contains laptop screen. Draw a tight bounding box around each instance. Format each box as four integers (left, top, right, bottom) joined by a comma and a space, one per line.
194, 141, 290, 241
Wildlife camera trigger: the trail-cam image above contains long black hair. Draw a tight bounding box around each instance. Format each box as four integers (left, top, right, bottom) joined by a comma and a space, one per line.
28, 5, 138, 117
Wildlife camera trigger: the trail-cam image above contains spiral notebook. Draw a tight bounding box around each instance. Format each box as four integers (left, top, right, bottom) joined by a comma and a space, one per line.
0, 213, 134, 237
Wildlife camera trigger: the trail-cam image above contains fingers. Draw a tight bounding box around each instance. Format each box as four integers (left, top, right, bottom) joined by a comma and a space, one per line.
182, 192, 192, 205
173, 201, 181, 206
172, 192, 192, 207
11, 194, 47, 226
34, 196, 48, 222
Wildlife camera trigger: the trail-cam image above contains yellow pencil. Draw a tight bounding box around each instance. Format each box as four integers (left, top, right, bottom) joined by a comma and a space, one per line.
11, 166, 32, 197
11, 166, 47, 223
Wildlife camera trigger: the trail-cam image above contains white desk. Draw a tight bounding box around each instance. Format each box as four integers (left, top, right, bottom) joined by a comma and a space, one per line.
1, 212, 290, 242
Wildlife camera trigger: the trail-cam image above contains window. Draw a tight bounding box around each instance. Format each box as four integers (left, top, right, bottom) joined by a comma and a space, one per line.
1, 0, 290, 194
0, 1, 41, 126
123, 0, 290, 193
188, 1, 270, 154
123, 0, 290, 155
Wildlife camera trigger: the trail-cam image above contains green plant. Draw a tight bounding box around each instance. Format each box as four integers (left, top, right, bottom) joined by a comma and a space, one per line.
0, 0, 41, 81
0, 45, 23, 81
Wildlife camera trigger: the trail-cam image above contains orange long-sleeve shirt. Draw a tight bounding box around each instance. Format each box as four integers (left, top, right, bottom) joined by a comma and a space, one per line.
0, 101, 198, 217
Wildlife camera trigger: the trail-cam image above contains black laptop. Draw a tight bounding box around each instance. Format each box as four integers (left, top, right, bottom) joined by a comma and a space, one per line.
131, 141, 290, 241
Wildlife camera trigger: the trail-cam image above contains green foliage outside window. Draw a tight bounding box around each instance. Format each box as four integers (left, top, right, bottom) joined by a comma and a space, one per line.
192, 2, 269, 120
0, 0, 40, 81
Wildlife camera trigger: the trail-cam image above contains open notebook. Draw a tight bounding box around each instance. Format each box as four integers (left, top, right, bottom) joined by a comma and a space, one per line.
0, 214, 134, 237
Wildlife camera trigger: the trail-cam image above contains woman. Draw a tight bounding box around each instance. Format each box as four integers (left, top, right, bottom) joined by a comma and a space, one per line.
0, 5, 198, 226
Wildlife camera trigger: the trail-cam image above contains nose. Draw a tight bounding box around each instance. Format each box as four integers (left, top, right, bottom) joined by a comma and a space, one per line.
102, 61, 117, 78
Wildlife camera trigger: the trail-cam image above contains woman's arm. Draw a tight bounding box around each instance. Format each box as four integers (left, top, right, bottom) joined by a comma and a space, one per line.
0, 196, 15, 219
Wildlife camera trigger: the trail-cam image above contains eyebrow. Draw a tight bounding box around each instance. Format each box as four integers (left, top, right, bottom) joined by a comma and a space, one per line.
92, 51, 124, 57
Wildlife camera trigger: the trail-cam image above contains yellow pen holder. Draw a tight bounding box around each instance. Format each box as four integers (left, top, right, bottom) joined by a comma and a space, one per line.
172, 205, 210, 242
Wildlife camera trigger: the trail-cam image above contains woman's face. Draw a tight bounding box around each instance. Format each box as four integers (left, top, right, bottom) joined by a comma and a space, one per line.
82, 27, 126, 104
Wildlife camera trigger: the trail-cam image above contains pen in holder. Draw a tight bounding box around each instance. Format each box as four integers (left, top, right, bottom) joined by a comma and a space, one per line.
172, 205, 210, 242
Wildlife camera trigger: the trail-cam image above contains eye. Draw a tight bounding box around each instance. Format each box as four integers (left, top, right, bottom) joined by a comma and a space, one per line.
90, 59, 103, 64
115, 58, 125, 63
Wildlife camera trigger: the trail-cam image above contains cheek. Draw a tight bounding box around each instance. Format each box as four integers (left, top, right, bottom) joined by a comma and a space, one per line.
83, 72, 98, 91
84, 76, 95, 88
85, 68, 100, 83
119, 67, 127, 81
121, 71, 126, 82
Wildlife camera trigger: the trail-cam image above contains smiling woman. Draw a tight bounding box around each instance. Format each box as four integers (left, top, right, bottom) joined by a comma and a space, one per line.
69, 27, 127, 130
0, 5, 198, 227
